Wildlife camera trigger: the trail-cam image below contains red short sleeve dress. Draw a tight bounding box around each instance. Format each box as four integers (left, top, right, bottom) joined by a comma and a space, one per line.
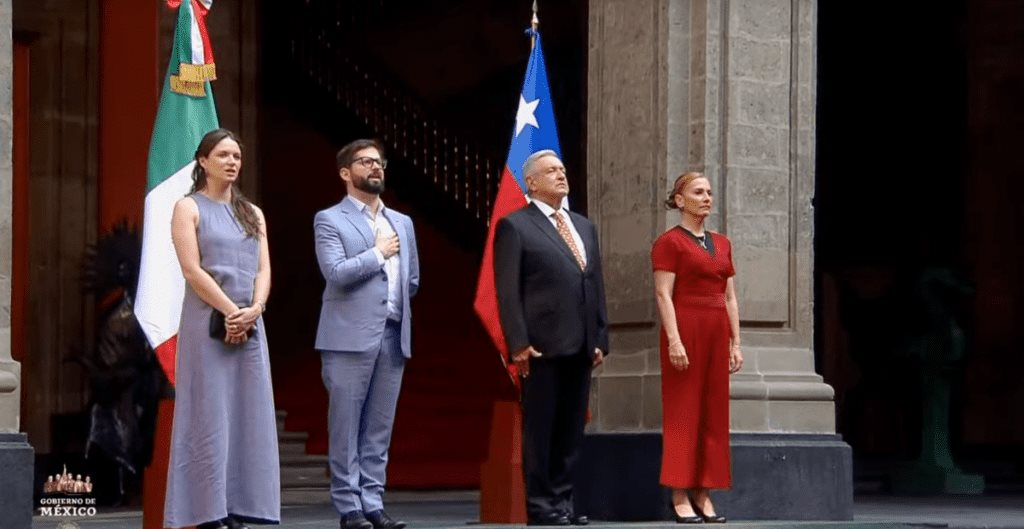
651, 226, 735, 489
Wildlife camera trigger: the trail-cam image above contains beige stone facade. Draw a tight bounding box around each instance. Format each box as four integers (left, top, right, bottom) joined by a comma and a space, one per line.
0, 0, 22, 434
586, 0, 834, 434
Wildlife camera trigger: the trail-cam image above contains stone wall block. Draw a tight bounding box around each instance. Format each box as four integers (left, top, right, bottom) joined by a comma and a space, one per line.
731, 399, 769, 432
594, 0, 660, 211
605, 214, 658, 256
798, 41, 814, 83
727, 124, 784, 167
0, 4, 9, 118
597, 374, 644, 431
686, 121, 706, 170
608, 326, 658, 362
754, 346, 816, 373
796, 128, 815, 168
641, 374, 663, 429
604, 251, 655, 323
736, 80, 790, 127
797, 0, 815, 40
767, 401, 837, 433
733, 246, 789, 322
699, 120, 723, 169
728, 213, 788, 248
798, 84, 814, 127
0, 278, 9, 322
0, 127, 8, 171
646, 344, 662, 373
730, 38, 787, 83
731, 0, 792, 42
731, 167, 790, 213
705, 0, 724, 36
600, 347, 649, 376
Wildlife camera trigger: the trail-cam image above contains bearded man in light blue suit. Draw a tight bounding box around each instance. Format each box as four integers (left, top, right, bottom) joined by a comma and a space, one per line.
314, 139, 419, 529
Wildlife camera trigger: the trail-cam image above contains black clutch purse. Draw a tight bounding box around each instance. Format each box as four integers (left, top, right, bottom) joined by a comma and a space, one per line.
209, 308, 254, 340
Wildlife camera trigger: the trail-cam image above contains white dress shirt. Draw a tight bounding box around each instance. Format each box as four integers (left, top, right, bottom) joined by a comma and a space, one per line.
532, 199, 587, 268
346, 195, 402, 321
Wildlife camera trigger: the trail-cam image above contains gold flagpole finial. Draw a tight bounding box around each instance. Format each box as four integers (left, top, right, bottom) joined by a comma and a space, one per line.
530, 0, 539, 49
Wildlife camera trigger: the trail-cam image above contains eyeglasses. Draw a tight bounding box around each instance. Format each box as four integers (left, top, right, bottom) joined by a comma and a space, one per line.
351, 156, 388, 169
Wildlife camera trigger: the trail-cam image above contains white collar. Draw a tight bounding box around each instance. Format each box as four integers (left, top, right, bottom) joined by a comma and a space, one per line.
345, 194, 386, 216
532, 199, 567, 219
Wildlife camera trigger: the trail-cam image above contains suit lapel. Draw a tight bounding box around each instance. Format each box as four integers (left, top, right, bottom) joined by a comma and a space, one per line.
526, 203, 582, 270
339, 197, 374, 248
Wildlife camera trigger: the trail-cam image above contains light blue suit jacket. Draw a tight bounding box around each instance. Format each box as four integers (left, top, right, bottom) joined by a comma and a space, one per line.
314, 196, 420, 357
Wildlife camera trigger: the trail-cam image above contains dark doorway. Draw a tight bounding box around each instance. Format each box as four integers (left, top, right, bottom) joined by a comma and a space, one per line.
816, 0, 1024, 491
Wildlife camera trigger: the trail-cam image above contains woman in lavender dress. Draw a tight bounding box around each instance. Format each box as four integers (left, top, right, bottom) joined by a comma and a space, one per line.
164, 129, 280, 529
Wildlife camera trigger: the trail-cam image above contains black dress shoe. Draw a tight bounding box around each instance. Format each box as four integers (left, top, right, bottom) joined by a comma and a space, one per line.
527, 511, 571, 526
339, 510, 373, 529
196, 522, 227, 529
365, 509, 407, 529
222, 517, 250, 529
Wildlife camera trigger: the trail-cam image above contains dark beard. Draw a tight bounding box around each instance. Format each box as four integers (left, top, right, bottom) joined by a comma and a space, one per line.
353, 174, 385, 194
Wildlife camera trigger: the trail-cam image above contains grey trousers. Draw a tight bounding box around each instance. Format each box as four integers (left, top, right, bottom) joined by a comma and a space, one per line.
320, 320, 406, 514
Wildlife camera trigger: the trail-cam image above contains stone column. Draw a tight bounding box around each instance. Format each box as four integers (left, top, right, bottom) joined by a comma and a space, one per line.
0, 0, 35, 526
579, 0, 850, 521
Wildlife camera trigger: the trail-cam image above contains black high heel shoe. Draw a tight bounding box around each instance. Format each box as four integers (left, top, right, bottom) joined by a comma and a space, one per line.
690, 498, 726, 523
669, 499, 703, 524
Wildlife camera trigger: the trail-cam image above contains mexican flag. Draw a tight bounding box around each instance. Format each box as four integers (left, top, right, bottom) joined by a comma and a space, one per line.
134, 0, 219, 386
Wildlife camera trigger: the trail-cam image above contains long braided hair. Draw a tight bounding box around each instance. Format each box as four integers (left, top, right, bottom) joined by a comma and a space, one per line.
190, 128, 262, 238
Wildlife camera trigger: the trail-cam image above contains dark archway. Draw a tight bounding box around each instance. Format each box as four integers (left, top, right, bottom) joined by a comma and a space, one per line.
816, 0, 1024, 490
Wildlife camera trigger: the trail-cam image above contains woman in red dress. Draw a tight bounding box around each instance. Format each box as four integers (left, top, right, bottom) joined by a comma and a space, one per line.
651, 172, 744, 523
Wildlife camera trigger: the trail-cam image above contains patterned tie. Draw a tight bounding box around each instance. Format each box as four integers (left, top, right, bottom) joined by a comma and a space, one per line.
552, 211, 586, 270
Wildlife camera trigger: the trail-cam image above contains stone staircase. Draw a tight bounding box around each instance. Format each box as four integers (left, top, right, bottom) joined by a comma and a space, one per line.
277, 410, 331, 505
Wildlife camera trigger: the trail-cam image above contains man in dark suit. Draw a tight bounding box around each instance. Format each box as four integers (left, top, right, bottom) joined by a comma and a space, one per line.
494, 150, 610, 526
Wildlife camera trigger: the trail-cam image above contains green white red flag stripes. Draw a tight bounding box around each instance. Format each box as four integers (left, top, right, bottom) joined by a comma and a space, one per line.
134, 0, 219, 386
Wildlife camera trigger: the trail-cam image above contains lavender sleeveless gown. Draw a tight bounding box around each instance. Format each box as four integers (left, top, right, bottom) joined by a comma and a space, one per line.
164, 193, 280, 527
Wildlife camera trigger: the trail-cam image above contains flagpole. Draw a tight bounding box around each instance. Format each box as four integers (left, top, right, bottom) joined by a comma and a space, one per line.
479, 2, 567, 521
530, 0, 539, 49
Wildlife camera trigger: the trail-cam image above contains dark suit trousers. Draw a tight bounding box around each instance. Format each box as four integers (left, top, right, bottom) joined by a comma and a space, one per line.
521, 350, 592, 518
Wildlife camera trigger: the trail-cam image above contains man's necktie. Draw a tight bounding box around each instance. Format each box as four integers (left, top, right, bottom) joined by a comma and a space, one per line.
552, 211, 586, 270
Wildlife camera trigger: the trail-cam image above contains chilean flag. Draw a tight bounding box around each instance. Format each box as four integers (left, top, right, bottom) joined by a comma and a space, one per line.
474, 29, 562, 382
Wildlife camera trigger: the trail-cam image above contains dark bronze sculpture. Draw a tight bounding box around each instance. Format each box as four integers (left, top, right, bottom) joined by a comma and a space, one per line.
891, 267, 984, 494
77, 221, 168, 503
